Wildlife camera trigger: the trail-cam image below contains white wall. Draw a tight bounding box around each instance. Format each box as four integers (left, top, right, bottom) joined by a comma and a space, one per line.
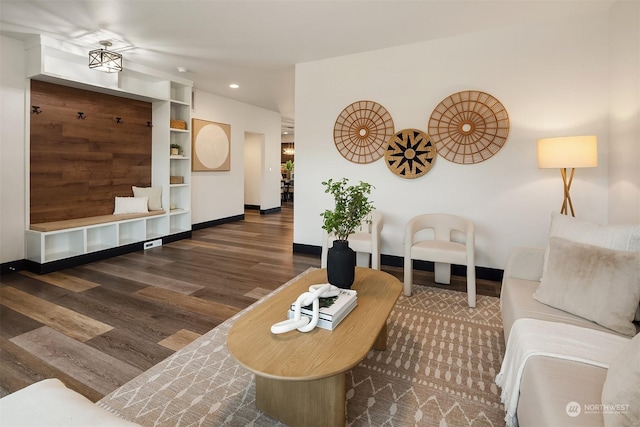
0, 35, 26, 264
609, 0, 640, 224
191, 90, 281, 224
294, 12, 617, 270
244, 132, 264, 206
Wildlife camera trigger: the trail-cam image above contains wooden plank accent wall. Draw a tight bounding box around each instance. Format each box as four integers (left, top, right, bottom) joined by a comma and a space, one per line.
30, 80, 153, 224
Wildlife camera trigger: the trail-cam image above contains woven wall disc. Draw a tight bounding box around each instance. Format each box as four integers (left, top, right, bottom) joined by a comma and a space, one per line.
334, 100, 394, 164
428, 90, 509, 164
385, 129, 436, 179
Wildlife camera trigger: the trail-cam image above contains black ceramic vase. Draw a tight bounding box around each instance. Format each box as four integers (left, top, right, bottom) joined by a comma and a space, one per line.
327, 240, 356, 289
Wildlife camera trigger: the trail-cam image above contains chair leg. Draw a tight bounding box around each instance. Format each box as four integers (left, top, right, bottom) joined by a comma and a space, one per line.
372, 253, 380, 270
467, 265, 476, 308
403, 258, 413, 296
434, 262, 451, 284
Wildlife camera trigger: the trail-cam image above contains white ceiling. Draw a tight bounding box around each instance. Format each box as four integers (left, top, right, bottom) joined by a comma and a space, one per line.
0, 0, 613, 130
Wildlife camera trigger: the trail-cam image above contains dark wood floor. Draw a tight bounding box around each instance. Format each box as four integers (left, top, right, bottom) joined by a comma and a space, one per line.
0, 203, 500, 401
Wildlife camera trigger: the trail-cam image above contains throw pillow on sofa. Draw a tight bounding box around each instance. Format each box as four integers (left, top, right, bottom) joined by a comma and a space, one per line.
534, 236, 640, 337
544, 212, 640, 321
601, 332, 640, 427
544, 211, 640, 267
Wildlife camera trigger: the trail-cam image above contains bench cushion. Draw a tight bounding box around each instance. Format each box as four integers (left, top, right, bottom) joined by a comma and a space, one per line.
30, 211, 165, 232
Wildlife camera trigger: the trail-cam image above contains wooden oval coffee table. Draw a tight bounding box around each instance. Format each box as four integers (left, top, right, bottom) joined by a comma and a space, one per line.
227, 267, 402, 427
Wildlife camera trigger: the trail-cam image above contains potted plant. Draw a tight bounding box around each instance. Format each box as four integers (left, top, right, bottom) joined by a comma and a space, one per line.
321, 178, 375, 288
170, 143, 181, 156
284, 160, 294, 179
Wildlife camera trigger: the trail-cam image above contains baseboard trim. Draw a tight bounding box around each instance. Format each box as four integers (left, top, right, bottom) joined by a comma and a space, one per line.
192, 214, 244, 230
292, 243, 504, 282
260, 207, 281, 215
0, 259, 27, 275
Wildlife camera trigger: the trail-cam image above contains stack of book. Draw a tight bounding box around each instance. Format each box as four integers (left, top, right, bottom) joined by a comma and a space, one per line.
288, 288, 357, 331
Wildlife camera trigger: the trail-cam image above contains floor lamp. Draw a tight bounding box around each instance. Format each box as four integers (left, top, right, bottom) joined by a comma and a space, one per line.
537, 136, 598, 217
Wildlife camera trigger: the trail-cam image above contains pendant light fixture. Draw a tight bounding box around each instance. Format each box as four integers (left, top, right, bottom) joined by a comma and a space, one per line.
88, 41, 123, 73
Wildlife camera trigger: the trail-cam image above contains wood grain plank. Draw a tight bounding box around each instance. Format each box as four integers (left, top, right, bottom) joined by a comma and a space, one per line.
30, 80, 152, 223
0, 287, 113, 342
19, 270, 98, 292
158, 329, 202, 351
136, 286, 240, 321
10, 327, 142, 397
83, 262, 203, 294
0, 336, 103, 402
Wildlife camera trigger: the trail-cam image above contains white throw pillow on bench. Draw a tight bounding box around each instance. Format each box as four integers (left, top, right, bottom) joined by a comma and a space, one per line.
132, 186, 162, 211
113, 196, 148, 215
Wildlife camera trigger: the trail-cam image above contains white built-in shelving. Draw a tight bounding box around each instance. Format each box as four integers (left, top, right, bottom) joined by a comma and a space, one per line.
24, 35, 193, 268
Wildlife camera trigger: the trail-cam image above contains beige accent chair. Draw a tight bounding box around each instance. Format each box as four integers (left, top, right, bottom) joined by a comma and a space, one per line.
404, 213, 476, 307
321, 211, 383, 270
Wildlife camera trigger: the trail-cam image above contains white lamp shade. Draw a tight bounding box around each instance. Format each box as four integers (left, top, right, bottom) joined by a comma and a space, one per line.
537, 135, 598, 168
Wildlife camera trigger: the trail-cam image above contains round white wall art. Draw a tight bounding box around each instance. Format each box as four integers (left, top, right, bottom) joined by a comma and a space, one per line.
192, 119, 231, 171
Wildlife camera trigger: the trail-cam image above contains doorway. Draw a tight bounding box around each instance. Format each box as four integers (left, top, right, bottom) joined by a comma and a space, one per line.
244, 132, 264, 208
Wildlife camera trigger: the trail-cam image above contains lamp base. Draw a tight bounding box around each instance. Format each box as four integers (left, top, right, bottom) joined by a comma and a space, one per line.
560, 167, 576, 217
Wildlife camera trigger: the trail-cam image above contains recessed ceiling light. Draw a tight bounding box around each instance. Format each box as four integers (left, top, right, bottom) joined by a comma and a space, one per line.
229, 83, 239, 89
177, 66, 187, 73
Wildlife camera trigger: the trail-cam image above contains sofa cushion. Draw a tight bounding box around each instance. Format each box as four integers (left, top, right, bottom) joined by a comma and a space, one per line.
602, 333, 640, 427
545, 212, 640, 265
534, 237, 640, 337
500, 277, 622, 344
0, 378, 141, 426
517, 356, 607, 427
545, 212, 640, 321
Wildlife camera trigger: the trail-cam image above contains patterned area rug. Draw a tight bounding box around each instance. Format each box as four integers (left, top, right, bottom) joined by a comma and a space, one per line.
98, 269, 505, 426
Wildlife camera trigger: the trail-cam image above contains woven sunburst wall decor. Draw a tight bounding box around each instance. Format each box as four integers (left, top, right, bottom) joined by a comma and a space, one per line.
428, 90, 509, 164
333, 100, 394, 164
385, 129, 436, 179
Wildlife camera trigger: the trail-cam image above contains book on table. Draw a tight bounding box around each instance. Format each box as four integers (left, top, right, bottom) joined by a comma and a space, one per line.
287, 288, 357, 330
290, 288, 357, 321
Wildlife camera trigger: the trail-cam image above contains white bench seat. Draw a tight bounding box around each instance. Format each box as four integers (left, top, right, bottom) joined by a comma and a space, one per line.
30, 211, 165, 232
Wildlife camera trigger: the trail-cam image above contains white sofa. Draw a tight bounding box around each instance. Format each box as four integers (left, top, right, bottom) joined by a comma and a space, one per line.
0, 379, 141, 426
497, 213, 640, 427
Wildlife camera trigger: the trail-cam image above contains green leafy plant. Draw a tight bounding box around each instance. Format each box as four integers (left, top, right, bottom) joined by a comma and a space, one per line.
285, 160, 294, 171
321, 178, 375, 241
170, 143, 181, 153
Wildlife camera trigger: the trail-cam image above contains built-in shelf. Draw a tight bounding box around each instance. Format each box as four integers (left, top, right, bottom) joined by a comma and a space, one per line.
26, 215, 171, 264
25, 36, 193, 271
